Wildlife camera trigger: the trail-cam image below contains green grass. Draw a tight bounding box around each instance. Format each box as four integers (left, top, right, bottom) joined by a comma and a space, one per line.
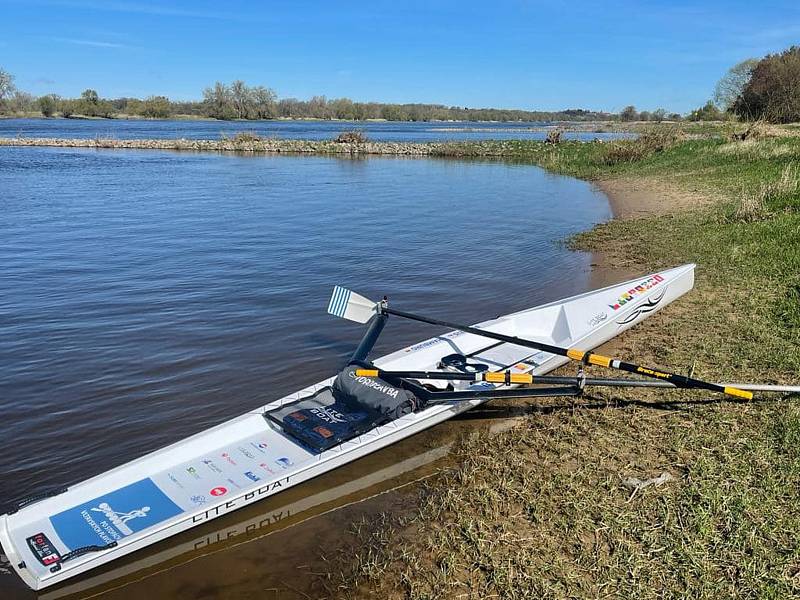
331, 129, 800, 600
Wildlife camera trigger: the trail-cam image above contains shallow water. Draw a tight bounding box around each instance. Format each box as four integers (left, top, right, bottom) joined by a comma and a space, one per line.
0, 146, 609, 597
0, 117, 631, 143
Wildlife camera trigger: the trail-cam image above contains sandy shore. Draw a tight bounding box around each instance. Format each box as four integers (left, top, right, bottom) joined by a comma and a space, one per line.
589, 175, 708, 289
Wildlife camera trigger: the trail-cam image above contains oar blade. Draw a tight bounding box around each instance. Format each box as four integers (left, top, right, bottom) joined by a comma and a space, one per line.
327, 286, 378, 323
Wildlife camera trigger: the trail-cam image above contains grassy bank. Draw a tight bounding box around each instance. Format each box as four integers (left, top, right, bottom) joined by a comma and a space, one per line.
328, 127, 800, 598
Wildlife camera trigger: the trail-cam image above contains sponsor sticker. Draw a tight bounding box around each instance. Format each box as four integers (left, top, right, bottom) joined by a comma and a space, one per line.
275, 457, 293, 470
250, 441, 269, 453
608, 274, 664, 311
202, 459, 223, 473
238, 446, 256, 460
210, 487, 227, 497
185, 466, 201, 480
26, 532, 61, 566
49, 479, 183, 550
221, 452, 237, 466
244, 471, 261, 482
191, 495, 208, 506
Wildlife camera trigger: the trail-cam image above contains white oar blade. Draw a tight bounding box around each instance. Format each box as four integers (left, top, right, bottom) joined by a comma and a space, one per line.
327, 285, 378, 323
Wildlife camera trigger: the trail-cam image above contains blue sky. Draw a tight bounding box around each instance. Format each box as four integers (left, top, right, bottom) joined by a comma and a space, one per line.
2, 0, 798, 113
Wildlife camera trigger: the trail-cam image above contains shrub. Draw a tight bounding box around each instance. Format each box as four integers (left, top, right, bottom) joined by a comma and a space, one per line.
334, 129, 368, 143
37, 94, 58, 117
544, 128, 563, 144
59, 99, 75, 118
231, 131, 263, 143
600, 127, 684, 165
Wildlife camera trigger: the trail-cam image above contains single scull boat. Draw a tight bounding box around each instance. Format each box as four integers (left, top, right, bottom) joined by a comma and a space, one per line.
1, 264, 697, 590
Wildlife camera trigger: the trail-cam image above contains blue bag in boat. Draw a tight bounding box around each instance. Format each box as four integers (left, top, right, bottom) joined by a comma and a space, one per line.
265, 366, 420, 452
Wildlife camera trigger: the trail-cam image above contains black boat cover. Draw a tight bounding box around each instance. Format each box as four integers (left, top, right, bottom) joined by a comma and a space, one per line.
266, 366, 420, 452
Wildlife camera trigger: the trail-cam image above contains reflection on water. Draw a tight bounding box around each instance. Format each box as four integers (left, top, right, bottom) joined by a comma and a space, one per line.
0, 146, 609, 597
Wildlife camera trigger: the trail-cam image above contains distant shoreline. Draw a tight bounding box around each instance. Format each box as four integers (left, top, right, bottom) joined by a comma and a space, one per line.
0, 136, 519, 156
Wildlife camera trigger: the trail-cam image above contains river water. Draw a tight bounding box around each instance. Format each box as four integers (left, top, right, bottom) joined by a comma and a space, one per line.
0, 117, 630, 143
0, 134, 610, 598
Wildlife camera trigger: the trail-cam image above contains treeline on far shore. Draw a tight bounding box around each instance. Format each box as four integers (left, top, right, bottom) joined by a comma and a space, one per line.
0, 80, 619, 122
0, 71, 664, 123
2, 45, 798, 124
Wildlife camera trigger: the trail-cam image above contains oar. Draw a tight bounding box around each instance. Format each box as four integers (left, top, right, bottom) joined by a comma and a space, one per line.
354, 369, 800, 394
327, 286, 753, 400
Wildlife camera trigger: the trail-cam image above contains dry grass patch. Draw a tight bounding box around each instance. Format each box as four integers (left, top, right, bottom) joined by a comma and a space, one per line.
731, 163, 800, 222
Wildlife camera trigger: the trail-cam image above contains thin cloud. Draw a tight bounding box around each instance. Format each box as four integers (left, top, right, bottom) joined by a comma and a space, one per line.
51, 37, 132, 49
25, 0, 255, 21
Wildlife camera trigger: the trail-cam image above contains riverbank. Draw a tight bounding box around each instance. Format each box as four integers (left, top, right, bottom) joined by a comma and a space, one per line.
327, 127, 800, 598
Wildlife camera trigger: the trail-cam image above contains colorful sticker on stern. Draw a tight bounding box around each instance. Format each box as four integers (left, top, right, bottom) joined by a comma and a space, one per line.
608, 274, 664, 311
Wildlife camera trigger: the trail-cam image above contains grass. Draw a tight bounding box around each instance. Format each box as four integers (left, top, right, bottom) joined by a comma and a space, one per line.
328, 125, 800, 599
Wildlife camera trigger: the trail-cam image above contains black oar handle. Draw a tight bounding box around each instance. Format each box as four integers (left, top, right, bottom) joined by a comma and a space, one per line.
383, 307, 752, 400
568, 349, 751, 399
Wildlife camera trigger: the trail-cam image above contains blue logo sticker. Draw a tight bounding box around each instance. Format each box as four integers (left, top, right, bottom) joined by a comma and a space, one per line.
275, 457, 293, 469
244, 471, 260, 482
49, 479, 183, 550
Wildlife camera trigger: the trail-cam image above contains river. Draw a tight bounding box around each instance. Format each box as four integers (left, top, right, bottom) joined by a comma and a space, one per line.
0, 134, 610, 598
0, 117, 630, 143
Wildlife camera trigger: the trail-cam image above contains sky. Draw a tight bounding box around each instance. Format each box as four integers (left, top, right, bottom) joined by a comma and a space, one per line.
2, 0, 799, 113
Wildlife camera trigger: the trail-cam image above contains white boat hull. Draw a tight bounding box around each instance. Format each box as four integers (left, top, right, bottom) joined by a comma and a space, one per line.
0, 264, 695, 590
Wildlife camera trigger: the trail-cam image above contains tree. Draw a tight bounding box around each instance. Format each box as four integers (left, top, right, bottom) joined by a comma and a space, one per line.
277, 97, 301, 118
688, 101, 723, 121
307, 95, 329, 119
714, 58, 759, 111
37, 94, 59, 117
140, 95, 171, 118
619, 105, 638, 121
230, 80, 252, 119
81, 89, 99, 104
78, 88, 100, 116
202, 81, 234, 119
638, 110, 652, 121
652, 108, 667, 122
0, 68, 16, 112
250, 86, 276, 119
734, 46, 800, 123
10, 91, 35, 113
59, 98, 75, 118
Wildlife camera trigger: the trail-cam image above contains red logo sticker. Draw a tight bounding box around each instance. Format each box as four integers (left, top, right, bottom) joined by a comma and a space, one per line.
210, 486, 227, 497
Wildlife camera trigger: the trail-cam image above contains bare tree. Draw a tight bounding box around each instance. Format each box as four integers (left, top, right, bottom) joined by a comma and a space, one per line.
714, 58, 759, 112
619, 105, 638, 121
203, 82, 234, 119
250, 85, 276, 119
230, 79, 252, 119
0, 68, 17, 112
